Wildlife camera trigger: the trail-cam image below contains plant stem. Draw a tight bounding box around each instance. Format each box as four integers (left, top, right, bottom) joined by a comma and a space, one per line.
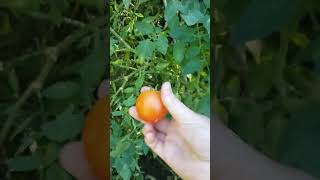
110, 27, 135, 51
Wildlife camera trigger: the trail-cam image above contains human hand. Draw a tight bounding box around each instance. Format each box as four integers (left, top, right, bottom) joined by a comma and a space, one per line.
129, 82, 210, 180
59, 79, 108, 180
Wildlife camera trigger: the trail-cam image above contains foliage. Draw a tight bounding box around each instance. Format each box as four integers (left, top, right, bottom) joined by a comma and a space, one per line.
0, 0, 106, 179
110, 0, 210, 179
214, 0, 320, 178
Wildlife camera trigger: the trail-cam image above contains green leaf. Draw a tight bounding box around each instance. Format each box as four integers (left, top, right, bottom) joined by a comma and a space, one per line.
43, 81, 80, 100
230, 0, 303, 43
123, 96, 136, 107
197, 94, 210, 117
6, 154, 42, 171
45, 163, 72, 180
182, 57, 202, 75
134, 75, 145, 91
114, 158, 132, 180
186, 45, 201, 58
155, 35, 169, 55
173, 41, 186, 64
112, 111, 124, 117
164, 0, 182, 24
155, 63, 169, 71
169, 24, 197, 42
41, 105, 84, 142
181, 9, 204, 26
135, 40, 155, 60
79, 32, 107, 89
123, 87, 135, 94
135, 21, 154, 35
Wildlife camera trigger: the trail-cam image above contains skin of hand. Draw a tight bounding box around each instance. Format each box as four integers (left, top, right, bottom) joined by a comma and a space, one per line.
129, 82, 210, 180
59, 79, 108, 180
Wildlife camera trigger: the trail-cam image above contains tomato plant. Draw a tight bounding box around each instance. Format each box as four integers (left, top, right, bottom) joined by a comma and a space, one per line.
110, 0, 210, 179
136, 90, 167, 123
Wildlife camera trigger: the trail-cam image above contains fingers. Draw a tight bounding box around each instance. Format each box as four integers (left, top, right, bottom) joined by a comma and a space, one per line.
142, 124, 165, 157
129, 106, 146, 123
141, 86, 152, 92
129, 106, 171, 134
59, 142, 97, 180
161, 82, 200, 123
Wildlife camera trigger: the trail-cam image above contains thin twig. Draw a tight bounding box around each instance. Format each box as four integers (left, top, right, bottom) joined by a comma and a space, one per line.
110, 27, 135, 52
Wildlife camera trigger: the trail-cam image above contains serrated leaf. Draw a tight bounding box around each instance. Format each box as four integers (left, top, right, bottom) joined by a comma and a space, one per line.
164, 0, 182, 23
43, 81, 80, 100
169, 24, 197, 42
182, 57, 202, 75
155, 35, 169, 55
181, 9, 204, 26
135, 21, 154, 35
173, 41, 186, 64
135, 40, 155, 60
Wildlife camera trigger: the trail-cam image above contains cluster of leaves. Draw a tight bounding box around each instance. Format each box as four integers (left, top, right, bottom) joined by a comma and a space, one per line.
0, 0, 106, 179
110, 0, 210, 179
214, 0, 320, 178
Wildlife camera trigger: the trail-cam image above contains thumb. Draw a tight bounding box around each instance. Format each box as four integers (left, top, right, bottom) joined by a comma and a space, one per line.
161, 82, 200, 124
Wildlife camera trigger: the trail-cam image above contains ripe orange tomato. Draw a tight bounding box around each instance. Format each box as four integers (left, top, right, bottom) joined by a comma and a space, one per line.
82, 97, 109, 180
136, 90, 168, 123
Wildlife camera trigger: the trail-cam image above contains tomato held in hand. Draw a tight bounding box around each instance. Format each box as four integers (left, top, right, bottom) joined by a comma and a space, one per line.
82, 97, 109, 180
136, 90, 168, 123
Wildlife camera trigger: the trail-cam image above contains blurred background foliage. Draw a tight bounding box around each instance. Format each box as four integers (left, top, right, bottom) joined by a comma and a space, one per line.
110, 0, 209, 179
214, 0, 320, 178
0, 0, 106, 179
